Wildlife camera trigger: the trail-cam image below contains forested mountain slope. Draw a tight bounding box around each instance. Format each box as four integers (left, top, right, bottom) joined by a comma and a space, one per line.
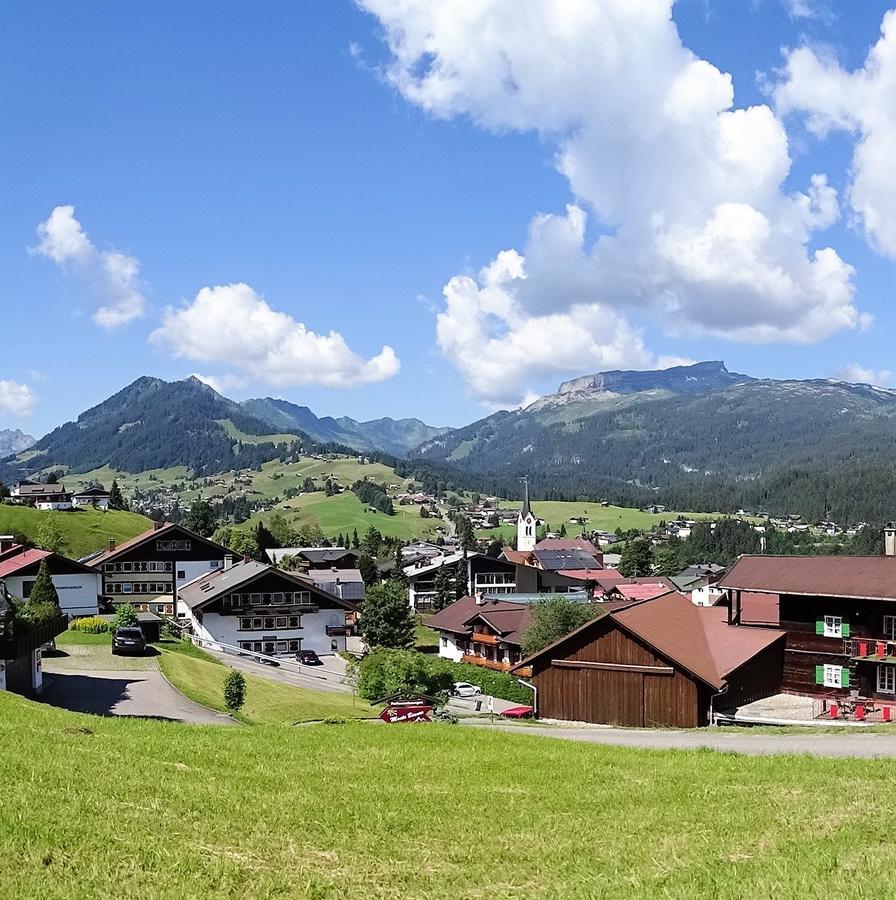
414, 364, 896, 522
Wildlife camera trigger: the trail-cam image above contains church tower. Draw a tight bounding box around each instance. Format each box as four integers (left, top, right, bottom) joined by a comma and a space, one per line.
517, 477, 537, 552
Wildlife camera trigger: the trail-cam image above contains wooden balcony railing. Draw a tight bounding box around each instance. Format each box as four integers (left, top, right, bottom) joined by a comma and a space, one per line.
462, 654, 511, 671
471, 631, 499, 645
0, 615, 68, 660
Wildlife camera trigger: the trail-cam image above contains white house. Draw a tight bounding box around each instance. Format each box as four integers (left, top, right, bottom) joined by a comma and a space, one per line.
0, 547, 101, 616
178, 559, 358, 657
10, 483, 73, 510
72, 487, 111, 510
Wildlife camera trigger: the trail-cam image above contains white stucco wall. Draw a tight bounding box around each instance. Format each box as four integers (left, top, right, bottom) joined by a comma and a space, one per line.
73, 497, 110, 509
174, 561, 224, 616
438, 633, 465, 663
188, 608, 349, 655
4, 572, 100, 616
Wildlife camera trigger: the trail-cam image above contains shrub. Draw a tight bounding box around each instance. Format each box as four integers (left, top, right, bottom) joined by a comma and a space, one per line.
113, 603, 138, 628
70, 616, 111, 634
223, 670, 247, 713
356, 649, 532, 705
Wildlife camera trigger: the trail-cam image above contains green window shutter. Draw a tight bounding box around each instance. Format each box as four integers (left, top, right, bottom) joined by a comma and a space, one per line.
816, 620, 825, 635
841, 668, 850, 688
815, 665, 824, 684
841, 623, 851, 638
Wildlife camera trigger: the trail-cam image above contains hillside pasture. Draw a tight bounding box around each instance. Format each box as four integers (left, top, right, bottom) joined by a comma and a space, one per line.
5, 692, 896, 897
0, 504, 151, 558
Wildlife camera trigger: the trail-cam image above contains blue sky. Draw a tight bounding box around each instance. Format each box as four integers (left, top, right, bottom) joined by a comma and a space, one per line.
3, 0, 896, 437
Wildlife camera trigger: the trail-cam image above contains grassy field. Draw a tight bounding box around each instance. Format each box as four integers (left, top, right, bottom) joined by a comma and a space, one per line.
47, 630, 159, 672
6, 692, 896, 897
157, 642, 376, 724
0, 504, 151, 557
248, 489, 446, 541
478, 500, 731, 542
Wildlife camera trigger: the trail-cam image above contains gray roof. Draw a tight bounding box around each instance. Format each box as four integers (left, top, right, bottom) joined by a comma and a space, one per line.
178, 560, 357, 612
533, 548, 602, 571
266, 547, 358, 565
14, 483, 68, 495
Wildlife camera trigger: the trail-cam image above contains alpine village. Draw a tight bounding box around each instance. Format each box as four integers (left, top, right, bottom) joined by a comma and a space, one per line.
10, 3, 896, 898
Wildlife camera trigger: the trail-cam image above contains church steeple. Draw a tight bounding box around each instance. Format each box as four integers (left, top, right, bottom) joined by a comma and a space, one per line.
517, 476, 536, 552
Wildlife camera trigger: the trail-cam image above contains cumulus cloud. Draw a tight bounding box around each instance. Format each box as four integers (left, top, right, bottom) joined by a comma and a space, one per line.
0, 380, 36, 417
359, 0, 861, 405
774, 10, 896, 257
190, 373, 249, 397
832, 363, 893, 388
31, 206, 146, 328
152, 283, 400, 389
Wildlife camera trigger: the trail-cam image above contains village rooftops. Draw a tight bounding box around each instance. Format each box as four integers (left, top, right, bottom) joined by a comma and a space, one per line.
535, 537, 602, 557
426, 595, 532, 646
720, 555, 896, 602
266, 547, 359, 566
514, 591, 784, 690
533, 548, 603, 572
81, 522, 232, 568
177, 559, 359, 612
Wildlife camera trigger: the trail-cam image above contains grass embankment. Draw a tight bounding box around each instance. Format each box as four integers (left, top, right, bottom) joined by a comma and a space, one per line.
0, 505, 151, 558
157, 641, 376, 724
5, 692, 896, 897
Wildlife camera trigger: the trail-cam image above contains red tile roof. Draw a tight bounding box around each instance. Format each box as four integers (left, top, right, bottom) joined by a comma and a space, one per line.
721, 555, 896, 602
613, 582, 673, 601
0, 549, 50, 579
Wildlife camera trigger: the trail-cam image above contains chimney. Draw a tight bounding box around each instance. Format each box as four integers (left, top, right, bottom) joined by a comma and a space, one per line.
475, 590, 485, 605
242, 554, 252, 565
224, 555, 235, 571
153, 520, 165, 531
108, 538, 116, 552
886, 523, 896, 557
0, 535, 15, 553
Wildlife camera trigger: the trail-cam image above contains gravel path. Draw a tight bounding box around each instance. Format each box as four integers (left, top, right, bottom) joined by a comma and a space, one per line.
464, 719, 896, 758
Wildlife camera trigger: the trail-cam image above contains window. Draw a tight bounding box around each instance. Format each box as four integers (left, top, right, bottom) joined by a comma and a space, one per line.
104, 563, 114, 573
177, 570, 186, 580
878, 666, 895, 694
441, 637, 448, 648
289, 640, 300, 653
273, 592, 284, 603
885, 616, 896, 641
210, 560, 222, 569
823, 664, 843, 688
122, 583, 133, 594
264, 617, 275, 629
288, 616, 301, 629
275, 616, 287, 628
240, 618, 253, 630
275, 641, 288, 654
249, 593, 261, 606
823, 616, 843, 638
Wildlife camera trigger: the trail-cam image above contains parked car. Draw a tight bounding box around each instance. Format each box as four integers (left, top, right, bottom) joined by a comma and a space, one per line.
297, 649, 322, 666
111, 627, 146, 656
452, 681, 482, 698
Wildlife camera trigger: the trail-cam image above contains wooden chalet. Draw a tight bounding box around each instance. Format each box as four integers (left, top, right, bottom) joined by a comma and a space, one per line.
513, 592, 784, 728
720, 551, 896, 700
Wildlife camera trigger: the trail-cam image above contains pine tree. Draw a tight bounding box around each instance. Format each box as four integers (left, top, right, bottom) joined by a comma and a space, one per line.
360, 579, 416, 649
108, 479, 127, 511
352, 528, 360, 549
433, 565, 454, 611
27, 559, 61, 609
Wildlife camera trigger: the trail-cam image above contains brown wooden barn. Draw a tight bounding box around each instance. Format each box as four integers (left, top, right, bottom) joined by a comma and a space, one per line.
513, 592, 784, 728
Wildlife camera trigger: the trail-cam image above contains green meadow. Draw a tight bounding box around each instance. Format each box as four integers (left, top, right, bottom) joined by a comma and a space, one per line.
4, 691, 896, 898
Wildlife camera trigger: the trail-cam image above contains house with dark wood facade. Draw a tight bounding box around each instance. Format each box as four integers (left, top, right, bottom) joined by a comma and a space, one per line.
82, 522, 234, 617
720, 552, 896, 701
513, 592, 784, 728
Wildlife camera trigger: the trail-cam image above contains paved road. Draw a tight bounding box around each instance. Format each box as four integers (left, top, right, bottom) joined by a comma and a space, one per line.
202, 648, 354, 693
40, 670, 235, 725
464, 720, 896, 758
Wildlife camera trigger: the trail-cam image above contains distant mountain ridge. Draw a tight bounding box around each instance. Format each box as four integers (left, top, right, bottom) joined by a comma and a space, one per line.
414, 361, 896, 522
241, 397, 448, 457
0, 429, 35, 458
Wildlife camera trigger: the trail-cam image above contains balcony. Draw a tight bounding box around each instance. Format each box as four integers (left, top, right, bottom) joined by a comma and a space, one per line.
845, 638, 896, 662
326, 625, 352, 637
471, 631, 499, 645
463, 654, 511, 671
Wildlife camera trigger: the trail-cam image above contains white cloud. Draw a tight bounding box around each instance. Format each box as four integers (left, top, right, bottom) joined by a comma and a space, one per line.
152, 283, 400, 389
774, 11, 896, 257
32, 206, 146, 328
832, 363, 892, 387
0, 380, 36, 417
359, 0, 860, 405
190, 373, 249, 397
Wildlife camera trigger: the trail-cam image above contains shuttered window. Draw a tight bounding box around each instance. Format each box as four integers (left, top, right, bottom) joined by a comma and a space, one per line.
815, 665, 848, 688
817, 616, 848, 638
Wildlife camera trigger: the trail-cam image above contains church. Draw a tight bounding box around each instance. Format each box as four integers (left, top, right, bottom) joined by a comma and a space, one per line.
517, 478, 537, 552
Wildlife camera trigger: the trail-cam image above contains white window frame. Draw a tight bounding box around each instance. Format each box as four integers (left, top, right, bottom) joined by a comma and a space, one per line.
884, 616, 896, 641
878, 666, 896, 694
823, 664, 842, 688
824, 615, 843, 638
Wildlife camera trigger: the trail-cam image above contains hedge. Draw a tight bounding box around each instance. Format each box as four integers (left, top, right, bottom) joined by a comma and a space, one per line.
356, 649, 533, 705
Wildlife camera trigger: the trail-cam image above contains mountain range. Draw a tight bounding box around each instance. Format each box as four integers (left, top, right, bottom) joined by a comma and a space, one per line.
5, 362, 896, 521
0, 429, 35, 459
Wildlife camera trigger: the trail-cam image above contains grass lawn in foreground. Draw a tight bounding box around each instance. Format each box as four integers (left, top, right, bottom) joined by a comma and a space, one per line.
157, 641, 376, 724
4, 691, 896, 898
0, 505, 152, 558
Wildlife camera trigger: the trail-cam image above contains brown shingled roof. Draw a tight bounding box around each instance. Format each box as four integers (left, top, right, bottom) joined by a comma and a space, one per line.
720, 555, 896, 602
515, 591, 784, 689
425, 595, 531, 646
